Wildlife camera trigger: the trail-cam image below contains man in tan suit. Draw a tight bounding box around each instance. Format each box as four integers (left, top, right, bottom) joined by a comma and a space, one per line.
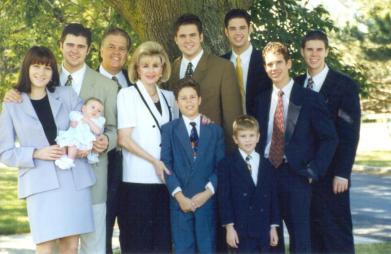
166, 14, 242, 150
59, 23, 117, 254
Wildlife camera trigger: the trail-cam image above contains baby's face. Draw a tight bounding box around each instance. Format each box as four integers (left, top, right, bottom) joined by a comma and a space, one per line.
83, 100, 104, 118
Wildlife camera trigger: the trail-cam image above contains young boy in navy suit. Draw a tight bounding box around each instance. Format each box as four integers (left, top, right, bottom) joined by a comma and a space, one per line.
218, 115, 279, 253
161, 78, 225, 254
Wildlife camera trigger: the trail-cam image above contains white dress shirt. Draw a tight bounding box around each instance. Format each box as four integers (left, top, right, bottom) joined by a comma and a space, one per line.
230, 44, 253, 94
264, 79, 294, 158
60, 64, 86, 95
171, 114, 215, 196
99, 65, 128, 88
179, 50, 204, 79
304, 65, 329, 92
238, 148, 259, 185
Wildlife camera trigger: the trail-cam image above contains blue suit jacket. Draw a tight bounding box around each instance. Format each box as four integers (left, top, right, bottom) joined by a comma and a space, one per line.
222, 47, 272, 116
161, 117, 225, 206
218, 150, 279, 245
295, 69, 361, 180
254, 82, 338, 180
0, 87, 96, 198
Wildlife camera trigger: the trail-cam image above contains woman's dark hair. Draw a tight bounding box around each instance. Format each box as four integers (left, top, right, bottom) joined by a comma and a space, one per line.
15, 46, 60, 93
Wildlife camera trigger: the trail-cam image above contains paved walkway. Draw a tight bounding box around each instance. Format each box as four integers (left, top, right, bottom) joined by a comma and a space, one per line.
1, 173, 389, 253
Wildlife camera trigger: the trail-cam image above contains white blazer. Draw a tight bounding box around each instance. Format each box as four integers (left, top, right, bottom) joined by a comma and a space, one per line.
117, 80, 179, 184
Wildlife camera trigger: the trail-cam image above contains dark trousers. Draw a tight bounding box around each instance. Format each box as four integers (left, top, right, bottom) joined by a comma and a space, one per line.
106, 149, 123, 254
270, 161, 312, 254
228, 236, 271, 254
118, 182, 171, 253
311, 176, 355, 254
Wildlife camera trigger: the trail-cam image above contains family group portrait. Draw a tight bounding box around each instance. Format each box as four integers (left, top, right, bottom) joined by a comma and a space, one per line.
0, 0, 390, 253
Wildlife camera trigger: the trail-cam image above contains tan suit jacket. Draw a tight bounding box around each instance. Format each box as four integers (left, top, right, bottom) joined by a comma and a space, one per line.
61, 66, 118, 204
167, 52, 242, 150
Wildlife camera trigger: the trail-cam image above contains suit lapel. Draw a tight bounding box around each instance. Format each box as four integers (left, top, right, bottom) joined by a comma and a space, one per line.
285, 83, 302, 145
192, 52, 208, 83
20, 93, 39, 120
258, 89, 272, 150
174, 118, 194, 163
233, 150, 255, 189
47, 89, 62, 119
79, 66, 96, 99
319, 69, 335, 102
136, 81, 165, 124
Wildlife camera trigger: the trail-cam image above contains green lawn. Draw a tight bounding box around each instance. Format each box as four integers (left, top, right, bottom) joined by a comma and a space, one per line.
0, 167, 29, 234
356, 242, 391, 254
355, 150, 391, 168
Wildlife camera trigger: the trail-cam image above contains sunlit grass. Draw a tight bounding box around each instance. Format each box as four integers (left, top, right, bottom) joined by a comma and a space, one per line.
355, 150, 391, 168
0, 167, 29, 234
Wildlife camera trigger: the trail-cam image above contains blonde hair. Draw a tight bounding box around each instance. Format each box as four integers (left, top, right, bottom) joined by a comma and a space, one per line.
262, 41, 290, 62
232, 115, 260, 136
128, 41, 171, 84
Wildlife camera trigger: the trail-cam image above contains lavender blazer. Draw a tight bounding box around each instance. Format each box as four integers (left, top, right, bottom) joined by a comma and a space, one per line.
0, 86, 96, 199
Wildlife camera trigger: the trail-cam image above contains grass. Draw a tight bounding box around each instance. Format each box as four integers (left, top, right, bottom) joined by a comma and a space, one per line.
356, 242, 391, 254
0, 167, 29, 235
355, 150, 391, 168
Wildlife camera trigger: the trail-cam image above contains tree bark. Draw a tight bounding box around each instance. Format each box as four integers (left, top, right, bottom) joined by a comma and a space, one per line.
105, 0, 253, 59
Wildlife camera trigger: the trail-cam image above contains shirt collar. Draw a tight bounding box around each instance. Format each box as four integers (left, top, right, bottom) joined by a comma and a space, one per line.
272, 78, 294, 98
99, 64, 122, 78
182, 49, 204, 69
182, 114, 201, 127
61, 63, 86, 79
232, 44, 253, 62
306, 65, 329, 91
238, 148, 258, 160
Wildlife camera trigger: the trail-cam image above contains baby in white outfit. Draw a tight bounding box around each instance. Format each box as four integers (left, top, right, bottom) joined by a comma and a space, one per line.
55, 97, 105, 169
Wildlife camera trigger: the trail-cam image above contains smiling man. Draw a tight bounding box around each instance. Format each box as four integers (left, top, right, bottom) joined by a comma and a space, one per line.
254, 42, 337, 253
59, 23, 118, 254
166, 13, 242, 152
221, 9, 271, 116
97, 27, 132, 254
296, 30, 361, 254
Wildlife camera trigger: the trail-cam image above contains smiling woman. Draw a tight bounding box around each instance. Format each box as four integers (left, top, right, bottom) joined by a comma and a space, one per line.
0, 46, 95, 254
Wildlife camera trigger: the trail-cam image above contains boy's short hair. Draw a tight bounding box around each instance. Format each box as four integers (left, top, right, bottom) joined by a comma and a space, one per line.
60, 23, 92, 48
262, 41, 290, 62
224, 9, 251, 27
174, 77, 201, 99
174, 13, 203, 35
233, 115, 259, 136
301, 30, 329, 49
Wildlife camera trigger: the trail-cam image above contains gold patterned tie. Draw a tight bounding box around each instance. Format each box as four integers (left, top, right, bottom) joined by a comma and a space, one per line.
236, 56, 244, 100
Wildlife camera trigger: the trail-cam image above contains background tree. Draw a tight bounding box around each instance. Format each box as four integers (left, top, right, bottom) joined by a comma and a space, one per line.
0, 0, 372, 109
336, 0, 391, 113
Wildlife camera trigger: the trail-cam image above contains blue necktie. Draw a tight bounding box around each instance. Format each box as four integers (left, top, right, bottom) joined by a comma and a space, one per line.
190, 122, 199, 159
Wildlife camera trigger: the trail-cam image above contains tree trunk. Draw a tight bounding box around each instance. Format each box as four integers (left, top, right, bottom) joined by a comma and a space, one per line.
105, 0, 253, 59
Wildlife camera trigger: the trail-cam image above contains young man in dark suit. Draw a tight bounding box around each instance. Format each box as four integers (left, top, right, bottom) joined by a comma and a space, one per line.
254, 42, 338, 253
218, 115, 279, 253
166, 13, 242, 151
161, 78, 225, 253
221, 9, 271, 116
296, 30, 361, 254
97, 27, 132, 254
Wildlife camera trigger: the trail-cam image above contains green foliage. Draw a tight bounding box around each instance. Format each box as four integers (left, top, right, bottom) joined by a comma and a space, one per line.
250, 0, 370, 96
0, 0, 135, 102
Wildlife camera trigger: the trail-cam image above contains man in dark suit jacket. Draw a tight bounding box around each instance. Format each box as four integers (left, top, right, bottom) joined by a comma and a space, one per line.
296, 30, 361, 254
97, 27, 133, 254
221, 9, 271, 116
166, 13, 242, 151
254, 42, 338, 253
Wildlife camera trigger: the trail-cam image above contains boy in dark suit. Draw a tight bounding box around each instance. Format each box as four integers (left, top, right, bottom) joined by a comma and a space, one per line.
161, 78, 225, 254
218, 115, 279, 253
